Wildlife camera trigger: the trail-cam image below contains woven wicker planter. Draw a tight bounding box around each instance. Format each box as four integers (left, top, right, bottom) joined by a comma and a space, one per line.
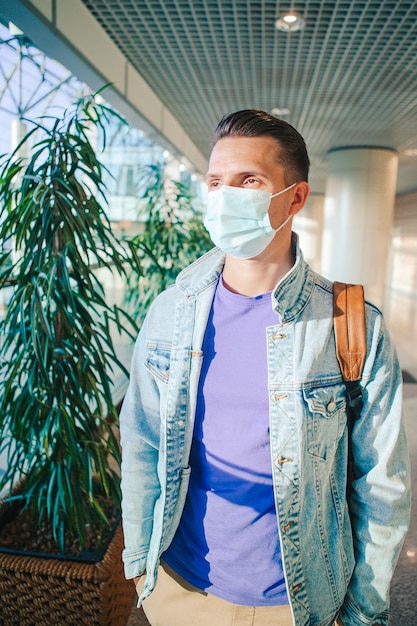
0, 521, 135, 626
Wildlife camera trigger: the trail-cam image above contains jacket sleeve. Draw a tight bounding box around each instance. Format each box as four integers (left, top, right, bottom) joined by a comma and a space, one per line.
120, 313, 163, 580
339, 310, 411, 626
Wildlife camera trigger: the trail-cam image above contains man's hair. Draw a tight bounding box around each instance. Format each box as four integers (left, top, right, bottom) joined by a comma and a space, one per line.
210, 109, 310, 184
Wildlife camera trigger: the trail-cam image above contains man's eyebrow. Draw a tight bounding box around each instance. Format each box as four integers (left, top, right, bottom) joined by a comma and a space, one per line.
206, 170, 266, 179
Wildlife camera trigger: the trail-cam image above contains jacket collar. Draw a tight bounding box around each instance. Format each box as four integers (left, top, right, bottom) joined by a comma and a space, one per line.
272, 233, 316, 323
176, 233, 315, 323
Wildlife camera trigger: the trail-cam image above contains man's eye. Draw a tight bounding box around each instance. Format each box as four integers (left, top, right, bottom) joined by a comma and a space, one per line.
208, 181, 220, 189
245, 178, 259, 185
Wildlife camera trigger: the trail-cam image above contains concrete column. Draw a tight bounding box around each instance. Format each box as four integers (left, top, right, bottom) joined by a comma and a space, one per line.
11, 118, 28, 158
321, 147, 398, 307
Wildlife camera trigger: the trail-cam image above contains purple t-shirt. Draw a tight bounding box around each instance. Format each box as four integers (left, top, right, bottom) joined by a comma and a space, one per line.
163, 277, 288, 606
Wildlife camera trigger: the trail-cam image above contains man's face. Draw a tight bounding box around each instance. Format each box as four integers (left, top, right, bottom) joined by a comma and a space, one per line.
206, 135, 294, 229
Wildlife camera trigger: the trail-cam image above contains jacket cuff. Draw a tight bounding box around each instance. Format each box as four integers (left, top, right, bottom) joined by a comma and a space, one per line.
339, 596, 388, 626
122, 548, 147, 580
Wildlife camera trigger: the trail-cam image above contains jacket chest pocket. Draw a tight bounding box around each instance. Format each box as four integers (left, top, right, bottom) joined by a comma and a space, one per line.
303, 384, 347, 461
144, 341, 172, 383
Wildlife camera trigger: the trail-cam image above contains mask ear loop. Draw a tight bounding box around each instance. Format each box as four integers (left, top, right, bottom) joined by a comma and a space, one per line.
273, 213, 292, 234
270, 181, 297, 199
270, 182, 297, 233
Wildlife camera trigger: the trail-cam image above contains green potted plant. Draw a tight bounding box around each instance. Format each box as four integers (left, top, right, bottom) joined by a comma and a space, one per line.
126, 163, 213, 325
0, 91, 140, 625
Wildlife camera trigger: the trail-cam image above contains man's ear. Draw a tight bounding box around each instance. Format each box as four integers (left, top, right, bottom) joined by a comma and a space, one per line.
289, 181, 310, 216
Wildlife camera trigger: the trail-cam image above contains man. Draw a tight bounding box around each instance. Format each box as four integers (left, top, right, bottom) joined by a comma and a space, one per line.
120, 110, 410, 626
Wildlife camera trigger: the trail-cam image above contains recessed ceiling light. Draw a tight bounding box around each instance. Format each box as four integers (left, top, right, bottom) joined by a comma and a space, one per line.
404, 148, 417, 157
271, 107, 290, 116
275, 13, 305, 32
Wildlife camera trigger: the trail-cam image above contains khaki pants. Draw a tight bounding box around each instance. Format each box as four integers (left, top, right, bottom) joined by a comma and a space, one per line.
139, 560, 294, 626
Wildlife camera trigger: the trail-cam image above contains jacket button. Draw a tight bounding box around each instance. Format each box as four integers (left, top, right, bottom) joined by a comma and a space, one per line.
276, 457, 293, 465
327, 401, 336, 412
274, 393, 288, 401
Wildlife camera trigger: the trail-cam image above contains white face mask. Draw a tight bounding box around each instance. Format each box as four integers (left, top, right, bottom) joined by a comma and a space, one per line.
204, 183, 297, 259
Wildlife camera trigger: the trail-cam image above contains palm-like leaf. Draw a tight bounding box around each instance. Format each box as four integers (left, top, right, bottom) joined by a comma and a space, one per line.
126, 163, 213, 325
0, 92, 141, 553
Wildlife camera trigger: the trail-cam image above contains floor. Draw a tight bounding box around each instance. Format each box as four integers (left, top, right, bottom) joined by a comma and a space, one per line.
126, 288, 417, 626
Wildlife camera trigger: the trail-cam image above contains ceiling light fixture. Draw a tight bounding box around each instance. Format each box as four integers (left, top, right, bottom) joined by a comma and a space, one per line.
275, 12, 305, 33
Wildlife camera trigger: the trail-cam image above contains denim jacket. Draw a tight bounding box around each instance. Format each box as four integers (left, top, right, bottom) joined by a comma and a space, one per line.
120, 235, 410, 626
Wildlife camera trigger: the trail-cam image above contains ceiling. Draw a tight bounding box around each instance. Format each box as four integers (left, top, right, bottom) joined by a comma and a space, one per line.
78, 0, 417, 194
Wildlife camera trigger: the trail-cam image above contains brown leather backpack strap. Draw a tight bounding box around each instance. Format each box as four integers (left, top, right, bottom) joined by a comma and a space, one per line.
333, 281, 366, 382
334, 282, 367, 495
